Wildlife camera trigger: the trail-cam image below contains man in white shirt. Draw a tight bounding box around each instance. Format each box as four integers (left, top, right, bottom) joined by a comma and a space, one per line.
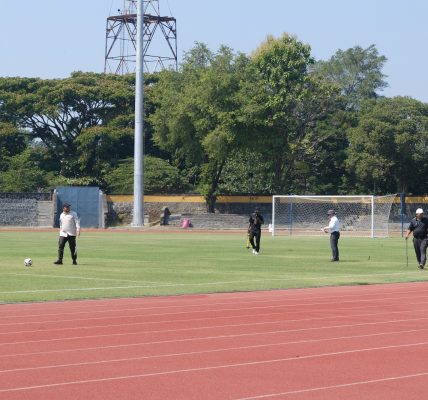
322, 209, 340, 262
54, 203, 81, 265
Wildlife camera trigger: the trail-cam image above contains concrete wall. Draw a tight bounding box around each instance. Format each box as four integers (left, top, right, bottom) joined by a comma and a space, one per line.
0, 193, 52, 226
106, 195, 272, 226
93, 194, 428, 229
2, 193, 428, 229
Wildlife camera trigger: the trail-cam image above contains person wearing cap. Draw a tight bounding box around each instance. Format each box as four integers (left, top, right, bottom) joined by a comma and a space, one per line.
248, 209, 264, 255
405, 208, 428, 269
54, 203, 81, 265
322, 209, 341, 261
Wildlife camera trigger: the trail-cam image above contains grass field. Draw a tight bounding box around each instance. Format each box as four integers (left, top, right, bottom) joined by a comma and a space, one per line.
1, 229, 427, 304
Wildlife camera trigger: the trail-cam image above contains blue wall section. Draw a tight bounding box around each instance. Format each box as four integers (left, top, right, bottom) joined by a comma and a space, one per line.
56, 186, 100, 228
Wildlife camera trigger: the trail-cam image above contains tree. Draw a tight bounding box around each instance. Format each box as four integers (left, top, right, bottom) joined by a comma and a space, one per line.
0, 72, 135, 177
0, 122, 27, 170
75, 115, 134, 185
104, 156, 186, 194
346, 97, 428, 193
312, 45, 388, 111
151, 43, 250, 211
218, 149, 276, 195
0, 149, 49, 192
242, 33, 341, 194
306, 44, 388, 193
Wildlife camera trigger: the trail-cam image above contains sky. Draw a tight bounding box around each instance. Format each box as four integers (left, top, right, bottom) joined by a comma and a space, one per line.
0, 0, 427, 102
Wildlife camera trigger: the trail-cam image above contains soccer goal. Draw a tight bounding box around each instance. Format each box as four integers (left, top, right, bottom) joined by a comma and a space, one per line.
271, 195, 397, 237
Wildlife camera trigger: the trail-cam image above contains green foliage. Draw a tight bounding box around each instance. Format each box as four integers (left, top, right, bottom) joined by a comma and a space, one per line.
252, 33, 313, 101
76, 117, 134, 181
0, 73, 135, 177
245, 33, 341, 193
0, 40, 421, 199
219, 150, 276, 194
0, 149, 48, 192
151, 44, 250, 210
105, 156, 186, 194
313, 45, 388, 110
292, 108, 357, 195
346, 97, 428, 193
0, 122, 26, 157
0, 122, 27, 171
46, 175, 102, 188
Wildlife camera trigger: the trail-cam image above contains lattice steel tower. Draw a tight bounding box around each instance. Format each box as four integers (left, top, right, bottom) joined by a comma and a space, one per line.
105, 0, 177, 74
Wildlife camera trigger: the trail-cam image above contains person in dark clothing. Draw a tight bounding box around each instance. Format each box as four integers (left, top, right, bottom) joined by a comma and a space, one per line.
405, 208, 428, 269
249, 209, 264, 255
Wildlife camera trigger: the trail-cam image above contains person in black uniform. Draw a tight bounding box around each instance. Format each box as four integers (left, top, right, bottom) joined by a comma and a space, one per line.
249, 209, 264, 255
405, 208, 428, 269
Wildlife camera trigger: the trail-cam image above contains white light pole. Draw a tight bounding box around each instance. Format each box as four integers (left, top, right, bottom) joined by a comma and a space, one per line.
133, 0, 145, 226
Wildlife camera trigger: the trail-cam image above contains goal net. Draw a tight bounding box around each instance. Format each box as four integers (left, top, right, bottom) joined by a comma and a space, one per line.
272, 195, 397, 237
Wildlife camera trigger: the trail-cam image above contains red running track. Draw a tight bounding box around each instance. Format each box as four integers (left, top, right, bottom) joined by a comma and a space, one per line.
1, 282, 428, 399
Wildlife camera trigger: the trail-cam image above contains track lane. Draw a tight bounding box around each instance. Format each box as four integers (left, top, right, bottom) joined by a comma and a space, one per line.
2, 282, 428, 399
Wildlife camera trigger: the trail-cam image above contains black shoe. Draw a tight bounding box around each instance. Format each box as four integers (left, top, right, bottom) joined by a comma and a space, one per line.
53, 260, 63, 265
331, 259, 339, 262
72, 261, 77, 265
419, 264, 424, 269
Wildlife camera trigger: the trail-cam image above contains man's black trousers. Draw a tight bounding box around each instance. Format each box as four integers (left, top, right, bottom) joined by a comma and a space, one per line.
249, 229, 261, 252
58, 236, 77, 262
413, 237, 428, 266
330, 231, 340, 261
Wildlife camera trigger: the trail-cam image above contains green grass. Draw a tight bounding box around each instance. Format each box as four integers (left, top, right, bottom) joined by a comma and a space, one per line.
0, 230, 426, 303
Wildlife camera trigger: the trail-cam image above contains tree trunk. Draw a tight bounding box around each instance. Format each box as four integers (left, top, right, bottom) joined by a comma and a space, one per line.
205, 193, 217, 213
204, 160, 225, 213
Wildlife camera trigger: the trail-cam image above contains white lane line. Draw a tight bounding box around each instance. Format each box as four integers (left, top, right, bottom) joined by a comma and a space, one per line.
5, 273, 162, 285
2, 313, 428, 349
0, 296, 412, 328
0, 290, 428, 335
4, 319, 428, 361
2, 297, 428, 337
3, 290, 428, 324
2, 327, 428, 374
1, 271, 426, 294
3, 288, 428, 324
1, 284, 427, 316
2, 341, 428, 393
233, 372, 428, 399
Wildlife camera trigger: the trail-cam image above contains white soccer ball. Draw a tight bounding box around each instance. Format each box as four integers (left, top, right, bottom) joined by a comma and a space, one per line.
24, 258, 33, 267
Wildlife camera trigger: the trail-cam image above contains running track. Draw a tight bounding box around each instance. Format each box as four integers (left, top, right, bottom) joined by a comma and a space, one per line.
1, 282, 428, 399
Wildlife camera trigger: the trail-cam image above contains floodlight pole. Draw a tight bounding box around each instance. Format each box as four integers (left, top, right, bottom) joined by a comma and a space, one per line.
133, 0, 145, 226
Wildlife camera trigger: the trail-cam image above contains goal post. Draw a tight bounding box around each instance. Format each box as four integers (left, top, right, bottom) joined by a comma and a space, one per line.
271, 194, 397, 237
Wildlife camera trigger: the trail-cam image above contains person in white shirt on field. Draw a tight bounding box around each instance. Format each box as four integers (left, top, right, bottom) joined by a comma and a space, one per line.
54, 203, 81, 265
322, 209, 340, 262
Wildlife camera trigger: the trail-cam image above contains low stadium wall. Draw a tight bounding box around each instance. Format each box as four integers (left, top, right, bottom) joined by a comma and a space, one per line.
0, 193, 52, 227
1, 193, 428, 229
107, 195, 272, 226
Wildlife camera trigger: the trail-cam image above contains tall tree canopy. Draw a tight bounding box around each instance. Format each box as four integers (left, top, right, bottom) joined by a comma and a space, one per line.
0, 72, 134, 176
150, 43, 250, 211
242, 33, 341, 194
313, 45, 388, 111
347, 97, 428, 193
2, 38, 422, 202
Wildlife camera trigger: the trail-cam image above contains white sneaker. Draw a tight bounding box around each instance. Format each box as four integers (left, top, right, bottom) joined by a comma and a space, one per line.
254, 251, 258, 255
252, 249, 256, 254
